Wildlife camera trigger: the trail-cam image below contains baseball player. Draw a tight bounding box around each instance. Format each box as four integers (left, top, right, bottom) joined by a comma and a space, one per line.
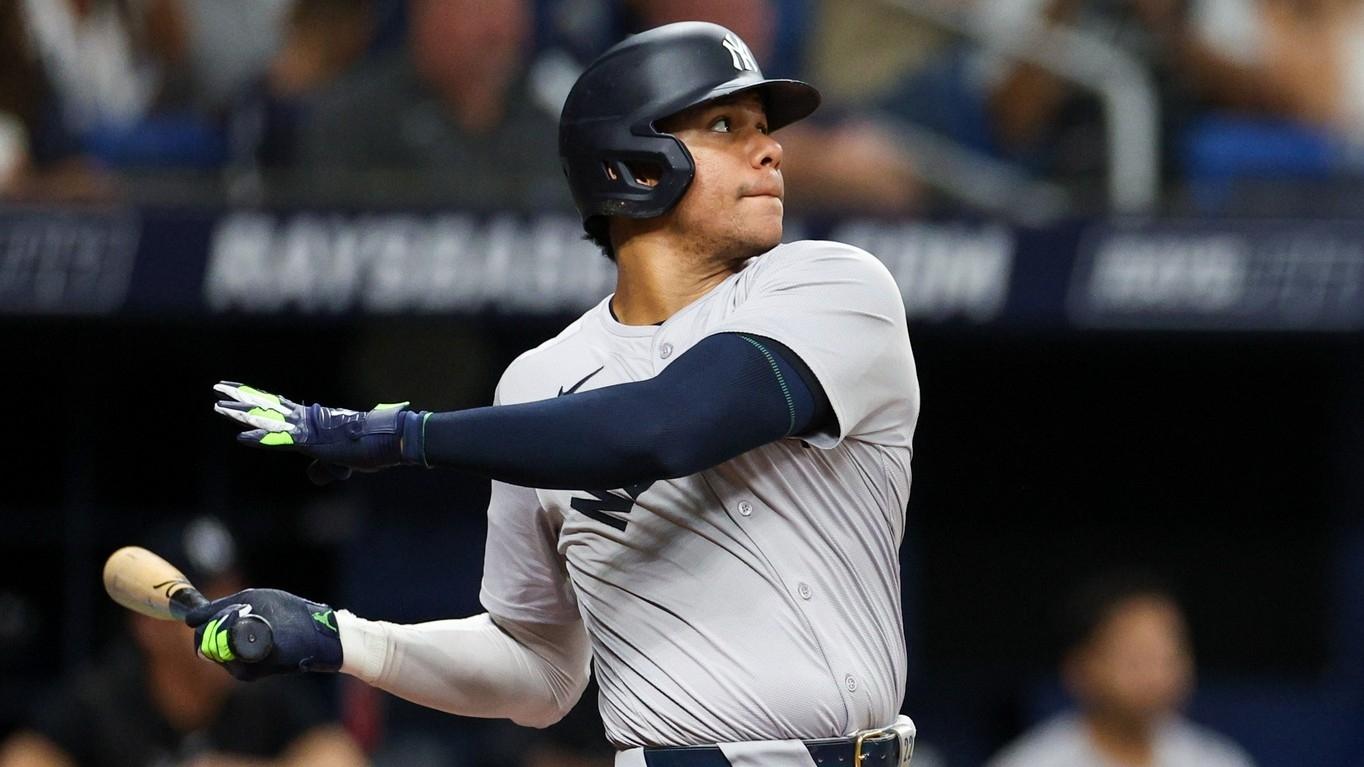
197, 22, 920, 767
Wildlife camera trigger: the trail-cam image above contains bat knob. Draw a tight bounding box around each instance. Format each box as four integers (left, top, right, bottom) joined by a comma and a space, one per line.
230, 615, 275, 663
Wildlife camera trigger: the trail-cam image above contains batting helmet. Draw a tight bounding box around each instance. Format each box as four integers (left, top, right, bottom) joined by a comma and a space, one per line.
559, 21, 821, 226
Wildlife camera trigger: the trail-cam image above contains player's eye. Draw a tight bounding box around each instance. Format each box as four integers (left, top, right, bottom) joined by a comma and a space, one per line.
757, 122, 769, 135
710, 116, 731, 133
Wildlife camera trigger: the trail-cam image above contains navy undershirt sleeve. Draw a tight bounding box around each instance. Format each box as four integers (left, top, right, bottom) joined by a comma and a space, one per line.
405, 332, 833, 489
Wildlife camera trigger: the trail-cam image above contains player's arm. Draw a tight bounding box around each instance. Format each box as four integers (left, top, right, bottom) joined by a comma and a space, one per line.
214, 332, 831, 489
412, 332, 831, 487
337, 611, 590, 728
187, 480, 588, 723
185, 591, 591, 728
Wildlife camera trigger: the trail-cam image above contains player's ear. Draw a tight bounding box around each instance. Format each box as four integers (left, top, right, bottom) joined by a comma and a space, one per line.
632, 161, 661, 188
604, 161, 662, 188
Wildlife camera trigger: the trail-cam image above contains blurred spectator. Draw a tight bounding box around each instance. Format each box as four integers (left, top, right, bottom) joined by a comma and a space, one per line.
14, 0, 214, 171
171, 0, 294, 115
1183, 0, 1364, 139
970, 0, 1205, 195
971, 0, 1364, 201
534, 0, 626, 62
625, 0, 779, 77
0, 0, 39, 194
227, 0, 376, 172
776, 116, 925, 215
263, 0, 374, 104
802, 0, 956, 108
294, 0, 568, 208
0, 0, 301, 200
1170, 0, 1364, 207
985, 571, 1255, 767
0, 0, 116, 200
0, 515, 366, 767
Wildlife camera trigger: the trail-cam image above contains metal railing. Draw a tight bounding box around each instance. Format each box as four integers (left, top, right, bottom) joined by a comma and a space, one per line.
875, 0, 1161, 215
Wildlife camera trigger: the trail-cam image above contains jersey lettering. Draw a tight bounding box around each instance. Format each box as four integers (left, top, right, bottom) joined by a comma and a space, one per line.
570, 480, 655, 531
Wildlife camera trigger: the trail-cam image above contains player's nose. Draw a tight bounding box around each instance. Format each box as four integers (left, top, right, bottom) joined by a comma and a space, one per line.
752, 132, 783, 171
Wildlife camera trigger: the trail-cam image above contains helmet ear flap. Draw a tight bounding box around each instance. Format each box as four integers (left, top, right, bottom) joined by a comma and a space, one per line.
589, 133, 695, 218
603, 159, 662, 191
647, 134, 695, 214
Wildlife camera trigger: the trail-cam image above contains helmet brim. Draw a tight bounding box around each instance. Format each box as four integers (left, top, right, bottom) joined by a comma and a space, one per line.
664, 78, 821, 133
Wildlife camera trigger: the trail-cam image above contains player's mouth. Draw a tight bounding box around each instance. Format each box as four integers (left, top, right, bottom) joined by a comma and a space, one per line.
741, 185, 784, 200
740, 174, 784, 200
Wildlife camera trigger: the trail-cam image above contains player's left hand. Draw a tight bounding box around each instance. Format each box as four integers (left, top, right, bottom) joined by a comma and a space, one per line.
213, 381, 412, 485
187, 588, 342, 681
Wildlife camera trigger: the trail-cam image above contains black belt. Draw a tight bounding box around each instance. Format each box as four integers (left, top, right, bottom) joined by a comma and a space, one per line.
641, 733, 900, 766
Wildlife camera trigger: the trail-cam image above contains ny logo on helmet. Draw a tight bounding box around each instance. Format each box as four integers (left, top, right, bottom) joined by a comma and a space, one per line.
722, 33, 758, 73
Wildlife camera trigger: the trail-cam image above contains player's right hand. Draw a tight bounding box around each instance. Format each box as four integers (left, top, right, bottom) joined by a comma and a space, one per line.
187, 588, 342, 681
213, 381, 415, 485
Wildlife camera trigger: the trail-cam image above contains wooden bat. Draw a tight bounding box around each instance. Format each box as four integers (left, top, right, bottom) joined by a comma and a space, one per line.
102, 545, 274, 663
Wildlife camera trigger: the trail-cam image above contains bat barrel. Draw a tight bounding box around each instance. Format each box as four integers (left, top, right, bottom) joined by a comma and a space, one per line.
103, 545, 273, 664
103, 546, 203, 622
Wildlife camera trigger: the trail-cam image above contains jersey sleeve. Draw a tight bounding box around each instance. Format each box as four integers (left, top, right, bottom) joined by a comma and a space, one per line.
478, 377, 580, 624
708, 241, 918, 449
479, 479, 579, 623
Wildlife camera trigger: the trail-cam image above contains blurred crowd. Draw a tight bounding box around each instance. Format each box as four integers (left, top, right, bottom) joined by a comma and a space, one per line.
1, 3, 1362, 767
0, 512, 1270, 767
6, 0, 1364, 216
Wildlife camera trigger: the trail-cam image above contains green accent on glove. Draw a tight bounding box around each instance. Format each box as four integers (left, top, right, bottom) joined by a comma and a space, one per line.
200, 617, 236, 662
248, 407, 286, 422
260, 432, 295, 446
312, 609, 338, 633
239, 386, 282, 408
374, 401, 411, 411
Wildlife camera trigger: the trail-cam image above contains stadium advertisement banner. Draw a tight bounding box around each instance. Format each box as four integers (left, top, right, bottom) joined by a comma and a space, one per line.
2, 206, 1362, 332
202, 213, 1017, 322
1070, 220, 1364, 330
0, 208, 142, 315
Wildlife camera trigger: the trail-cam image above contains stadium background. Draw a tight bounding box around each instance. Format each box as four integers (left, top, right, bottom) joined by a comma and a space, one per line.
2, 0, 1363, 765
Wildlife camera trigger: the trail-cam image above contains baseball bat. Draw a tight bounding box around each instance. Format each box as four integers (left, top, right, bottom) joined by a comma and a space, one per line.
102, 545, 274, 663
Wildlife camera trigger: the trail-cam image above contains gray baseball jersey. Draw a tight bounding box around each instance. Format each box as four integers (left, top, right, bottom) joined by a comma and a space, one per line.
480, 240, 919, 748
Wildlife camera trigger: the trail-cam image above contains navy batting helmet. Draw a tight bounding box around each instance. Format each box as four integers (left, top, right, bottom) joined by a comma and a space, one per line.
559, 21, 820, 227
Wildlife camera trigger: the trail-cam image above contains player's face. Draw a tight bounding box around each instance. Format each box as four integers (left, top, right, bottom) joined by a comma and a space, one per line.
657, 92, 785, 263
1068, 596, 1194, 725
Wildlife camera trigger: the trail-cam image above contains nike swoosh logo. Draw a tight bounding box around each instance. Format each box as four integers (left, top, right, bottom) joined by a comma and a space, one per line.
558, 366, 605, 397
312, 609, 337, 632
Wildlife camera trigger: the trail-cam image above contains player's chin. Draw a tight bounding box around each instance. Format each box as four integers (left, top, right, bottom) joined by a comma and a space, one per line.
735, 223, 781, 255
741, 197, 784, 246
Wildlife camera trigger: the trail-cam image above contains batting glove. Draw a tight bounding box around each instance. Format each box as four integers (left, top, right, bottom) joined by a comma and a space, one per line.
213, 381, 425, 485
187, 588, 342, 681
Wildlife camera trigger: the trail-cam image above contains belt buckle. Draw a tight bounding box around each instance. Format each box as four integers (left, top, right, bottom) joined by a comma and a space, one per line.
852, 727, 894, 766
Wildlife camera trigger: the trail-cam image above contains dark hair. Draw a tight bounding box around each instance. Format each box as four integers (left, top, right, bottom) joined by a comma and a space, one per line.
1056, 569, 1181, 657
583, 216, 616, 261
